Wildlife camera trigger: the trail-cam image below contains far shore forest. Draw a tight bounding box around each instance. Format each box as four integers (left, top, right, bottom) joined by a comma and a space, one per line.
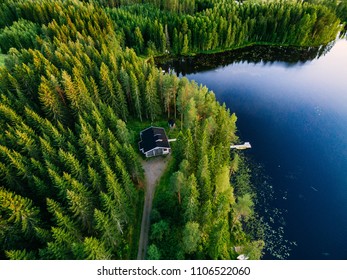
0, 0, 346, 260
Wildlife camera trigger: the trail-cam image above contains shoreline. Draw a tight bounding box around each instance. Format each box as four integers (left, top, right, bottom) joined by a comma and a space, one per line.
154, 41, 328, 64
154, 42, 334, 76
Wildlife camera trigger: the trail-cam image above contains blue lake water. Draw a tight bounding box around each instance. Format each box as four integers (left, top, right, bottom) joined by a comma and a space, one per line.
160, 40, 347, 259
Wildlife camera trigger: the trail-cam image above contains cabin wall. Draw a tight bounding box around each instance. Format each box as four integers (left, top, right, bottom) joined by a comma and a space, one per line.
145, 147, 171, 157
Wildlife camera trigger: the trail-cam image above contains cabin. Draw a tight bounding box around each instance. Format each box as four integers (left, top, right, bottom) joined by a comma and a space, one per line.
139, 127, 171, 158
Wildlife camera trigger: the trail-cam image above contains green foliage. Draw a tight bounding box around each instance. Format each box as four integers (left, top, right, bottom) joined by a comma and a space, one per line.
306, 0, 347, 31
150, 220, 169, 242
182, 221, 201, 254
337, 1, 347, 29
0, 0, 339, 260
147, 244, 161, 260
149, 65, 255, 259
5, 249, 37, 260
0, 188, 38, 234
108, 0, 342, 56
233, 193, 254, 224
82, 237, 112, 260
243, 240, 265, 260
231, 155, 253, 197
0, 0, 144, 259
0, 54, 7, 66
0, 19, 39, 53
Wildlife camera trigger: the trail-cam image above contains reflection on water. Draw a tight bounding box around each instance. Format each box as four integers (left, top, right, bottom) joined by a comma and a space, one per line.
159, 40, 347, 259
156, 43, 335, 76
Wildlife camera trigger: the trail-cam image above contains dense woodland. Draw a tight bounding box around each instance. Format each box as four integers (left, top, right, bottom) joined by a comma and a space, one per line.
0, 0, 344, 260
304, 0, 347, 32
105, 0, 343, 56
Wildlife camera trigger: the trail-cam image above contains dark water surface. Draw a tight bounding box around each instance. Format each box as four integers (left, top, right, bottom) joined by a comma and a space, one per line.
158, 40, 347, 260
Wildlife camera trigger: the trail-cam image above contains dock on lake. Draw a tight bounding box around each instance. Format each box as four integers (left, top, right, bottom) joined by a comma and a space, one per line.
230, 142, 251, 150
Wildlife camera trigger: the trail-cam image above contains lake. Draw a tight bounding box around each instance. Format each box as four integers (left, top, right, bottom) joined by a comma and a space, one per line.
157, 40, 347, 260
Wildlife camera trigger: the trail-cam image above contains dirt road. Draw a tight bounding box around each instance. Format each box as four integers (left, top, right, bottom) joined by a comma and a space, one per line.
137, 156, 169, 259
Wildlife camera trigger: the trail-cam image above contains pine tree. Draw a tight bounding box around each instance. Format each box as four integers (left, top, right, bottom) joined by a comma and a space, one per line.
61, 71, 84, 113
46, 198, 81, 241
0, 188, 40, 237
82, 237, 112, 260
208, 219, 231, 260
114, 80, 128, 121
170, 171, 185, 204
182, 174, 199, 222
184, 98, 197, 129
144, 73, 161, 121
43, 227, 77, 259
100, 192, 124, 236
5, 249, 36, 260
182, 221, 201, 254
232, 193, 254, 225
58, 149, 85, 182
99, 62, 117, 109
38, 76, 67, 123
214, 166, 235, 219
150, 220, 169, 242
197, 155, 212, 203
66, 187, 94, 233
181, 34, 189, 55
129, 71, 142, 121
119, 68, 132, 108
147, 244, 161, 260
134, 26, 144, 54
105, 169, 129, 223
94, 209, 120, 251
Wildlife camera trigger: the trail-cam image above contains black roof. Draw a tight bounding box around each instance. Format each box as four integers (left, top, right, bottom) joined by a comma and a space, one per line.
139, 127, 170, 153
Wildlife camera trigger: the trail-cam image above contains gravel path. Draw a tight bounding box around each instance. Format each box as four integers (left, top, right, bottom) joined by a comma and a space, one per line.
137, 156, 169, 260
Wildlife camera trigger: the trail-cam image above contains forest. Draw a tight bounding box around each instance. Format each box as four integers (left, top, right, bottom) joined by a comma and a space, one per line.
0, 0, 344, 260
105, 0, 344, 56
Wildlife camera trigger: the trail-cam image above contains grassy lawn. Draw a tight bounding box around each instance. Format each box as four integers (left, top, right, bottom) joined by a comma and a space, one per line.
0, 54, 7, 67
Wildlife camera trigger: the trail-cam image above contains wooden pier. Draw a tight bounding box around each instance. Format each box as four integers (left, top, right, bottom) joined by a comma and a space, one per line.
230, 142, 251, 150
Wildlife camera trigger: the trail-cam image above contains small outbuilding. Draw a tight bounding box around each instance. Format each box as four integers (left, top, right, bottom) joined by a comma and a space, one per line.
139, 126, 171, 158
168, 119, 176, 129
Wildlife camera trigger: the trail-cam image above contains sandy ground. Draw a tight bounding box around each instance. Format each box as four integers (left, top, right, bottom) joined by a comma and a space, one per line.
137, 156, 170, 260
